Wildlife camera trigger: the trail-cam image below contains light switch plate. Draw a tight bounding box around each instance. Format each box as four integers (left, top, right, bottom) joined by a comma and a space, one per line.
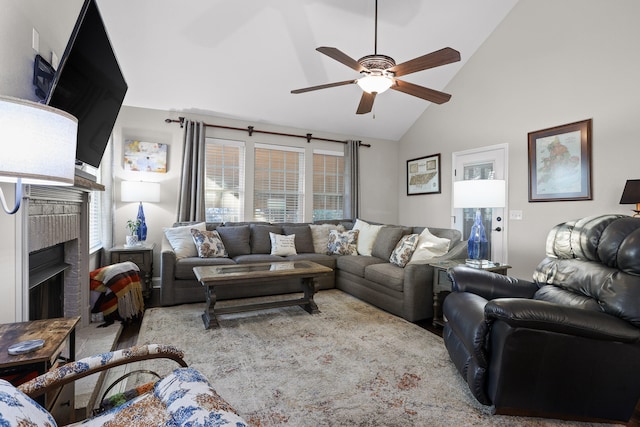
509, 210, 523, 220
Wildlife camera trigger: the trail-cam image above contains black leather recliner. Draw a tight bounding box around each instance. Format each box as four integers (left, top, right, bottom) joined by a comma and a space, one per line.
443, 214, 640, 422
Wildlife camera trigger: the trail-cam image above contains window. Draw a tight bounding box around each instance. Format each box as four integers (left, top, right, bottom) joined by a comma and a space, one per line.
86, 165, 102, 252
313, 150, 344, 221
204, 138, 245, 222
254, 144, 305, 222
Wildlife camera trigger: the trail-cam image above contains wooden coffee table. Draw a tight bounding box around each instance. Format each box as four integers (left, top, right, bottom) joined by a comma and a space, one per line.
193, 260, 333, 329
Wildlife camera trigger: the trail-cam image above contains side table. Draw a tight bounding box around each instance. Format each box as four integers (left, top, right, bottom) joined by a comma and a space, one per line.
429, 259, 511, 327
0, 316, 80, 425
110, 243, 155, 298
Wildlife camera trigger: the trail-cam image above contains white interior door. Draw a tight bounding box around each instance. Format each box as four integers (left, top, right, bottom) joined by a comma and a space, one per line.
452, 144, 509, 263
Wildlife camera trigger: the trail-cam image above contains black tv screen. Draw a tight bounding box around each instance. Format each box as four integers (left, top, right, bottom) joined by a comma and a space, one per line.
46, 0, 127, 168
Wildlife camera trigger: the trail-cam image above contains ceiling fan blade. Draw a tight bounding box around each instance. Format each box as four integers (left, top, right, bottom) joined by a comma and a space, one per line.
391, 79, 452, 104
291, 79, 357, 94
388, 47, 461, 77
317, 47, 367, 73
356, 92, 376, 115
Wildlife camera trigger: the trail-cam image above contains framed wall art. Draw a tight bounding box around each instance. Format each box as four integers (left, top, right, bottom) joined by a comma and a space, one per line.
528, 119, 592, 202
407, 153, 441, 195
124, 140, 168, 173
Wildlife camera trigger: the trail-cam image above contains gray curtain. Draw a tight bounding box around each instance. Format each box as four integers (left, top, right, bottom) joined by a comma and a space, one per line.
343, 140, 360, 219
177, 120, 206, 222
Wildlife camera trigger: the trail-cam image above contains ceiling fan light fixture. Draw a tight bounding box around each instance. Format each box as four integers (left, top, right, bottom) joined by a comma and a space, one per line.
357, 73, 393, 94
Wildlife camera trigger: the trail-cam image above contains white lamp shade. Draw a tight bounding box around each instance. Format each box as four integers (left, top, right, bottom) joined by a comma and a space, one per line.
121, 181, 161, 203
356, 75, 393, 94
0, 96, 77, 185
453, 180, 506, 208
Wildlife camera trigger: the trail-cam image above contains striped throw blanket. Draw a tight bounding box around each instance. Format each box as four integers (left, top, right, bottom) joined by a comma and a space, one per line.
90, 261, 145, 325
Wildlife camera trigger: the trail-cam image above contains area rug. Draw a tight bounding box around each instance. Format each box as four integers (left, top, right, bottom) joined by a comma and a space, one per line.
136, 290, 616, 427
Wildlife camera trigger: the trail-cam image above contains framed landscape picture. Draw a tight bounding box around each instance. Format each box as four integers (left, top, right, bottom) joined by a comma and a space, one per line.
528, 119, 592, 202
407, 153, 441, 195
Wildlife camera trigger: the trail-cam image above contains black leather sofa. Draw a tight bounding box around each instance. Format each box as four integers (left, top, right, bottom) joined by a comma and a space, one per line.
442, 214, 640, 422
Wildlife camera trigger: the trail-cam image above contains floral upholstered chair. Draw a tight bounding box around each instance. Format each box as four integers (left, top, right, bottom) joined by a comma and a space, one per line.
0, 344, 248, 426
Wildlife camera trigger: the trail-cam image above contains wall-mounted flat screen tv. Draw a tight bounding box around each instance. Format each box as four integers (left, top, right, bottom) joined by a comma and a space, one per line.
46, 0, 127, 168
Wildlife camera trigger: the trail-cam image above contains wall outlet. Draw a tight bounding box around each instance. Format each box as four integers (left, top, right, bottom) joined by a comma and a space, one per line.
509, 210, 523, 220
32, 28, 39, 52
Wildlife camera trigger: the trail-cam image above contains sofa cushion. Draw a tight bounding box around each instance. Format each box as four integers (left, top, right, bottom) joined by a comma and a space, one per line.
250, 224, 282, 254
270, 232, 297, 256
365, 263, 405, 292
353, 219, 383, 256
309, 223, 345, 254
409, 227, 451, 263
282, 224, 315, 253
191, 229, 228, 258
371, 226, 408, 260
337, 255, 386, 277
390, 233, 419, 268
164, 222, 207, 259
327, 229, 359, 255
175, 256, 236, 279
217, 225, 251, 257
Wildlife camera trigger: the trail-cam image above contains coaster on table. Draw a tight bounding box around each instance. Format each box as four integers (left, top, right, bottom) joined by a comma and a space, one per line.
8, 339, 45, 355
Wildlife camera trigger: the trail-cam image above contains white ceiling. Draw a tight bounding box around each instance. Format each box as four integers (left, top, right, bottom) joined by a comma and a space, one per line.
96, 0, 518, 141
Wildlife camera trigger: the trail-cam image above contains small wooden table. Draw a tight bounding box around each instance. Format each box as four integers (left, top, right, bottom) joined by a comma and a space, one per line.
193, 261, 333, 329
429, 259, 511, 327
0, 317, 80, 424
110, 243, 155, 298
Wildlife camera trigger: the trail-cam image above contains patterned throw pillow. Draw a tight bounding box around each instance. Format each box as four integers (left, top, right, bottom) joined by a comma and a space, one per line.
190, 229, 228, 258
390, 233, 419, 267
327, 229, 359, 255
0, 379, 57, 427
269, 232, 298, 256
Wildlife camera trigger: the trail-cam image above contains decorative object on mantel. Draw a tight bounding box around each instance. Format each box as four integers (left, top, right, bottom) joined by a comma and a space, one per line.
528, 118, 592, 202
123, 140, 168, 173
0, 96, 77, 214
125, 219, 140, 247
453, 179, 506, 264
290, 0, 461, 114
620, 179, 640, 217
407, 153, 441, 195
121, 181, 161, 243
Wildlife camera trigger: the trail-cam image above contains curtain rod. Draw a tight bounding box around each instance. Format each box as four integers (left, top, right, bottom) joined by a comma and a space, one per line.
164, 117, 371, 147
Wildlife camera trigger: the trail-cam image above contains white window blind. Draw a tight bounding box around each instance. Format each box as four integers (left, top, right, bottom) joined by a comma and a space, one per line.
204, 138, 245, 222
86, 165, 102, 252
254, 143, 305, 222
313, 150, 344, 221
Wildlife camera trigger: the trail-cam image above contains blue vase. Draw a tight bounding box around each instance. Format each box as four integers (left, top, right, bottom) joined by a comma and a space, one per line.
467, 210, 488, 260
136, 202, 147, 242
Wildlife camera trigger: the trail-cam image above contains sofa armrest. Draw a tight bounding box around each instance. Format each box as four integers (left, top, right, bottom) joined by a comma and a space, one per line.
18, 344, 187, 399
448, 265, 538, 300
161, 237, 178, 305
486, 298, 640, 342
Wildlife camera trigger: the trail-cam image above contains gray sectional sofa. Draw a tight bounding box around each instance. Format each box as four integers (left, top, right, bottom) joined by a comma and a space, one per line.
160, 220, 466, 322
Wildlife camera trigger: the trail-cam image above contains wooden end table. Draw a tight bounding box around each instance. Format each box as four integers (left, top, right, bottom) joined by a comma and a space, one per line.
110, 243, 155, 298
429, 259, 511, 327
0, 317, 80, 425
193, 261, 333, 329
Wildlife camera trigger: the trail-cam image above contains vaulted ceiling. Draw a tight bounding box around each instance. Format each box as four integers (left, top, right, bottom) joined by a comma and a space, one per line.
97, 0, 518, 141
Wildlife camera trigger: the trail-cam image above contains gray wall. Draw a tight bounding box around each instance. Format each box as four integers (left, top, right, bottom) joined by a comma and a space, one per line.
398, 0, 640, 278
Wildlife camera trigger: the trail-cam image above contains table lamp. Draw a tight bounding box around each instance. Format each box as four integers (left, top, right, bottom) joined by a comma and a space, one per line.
0, 96, 77, 214
453, 179, 506, 264
619, 179, 640, 217
121, 181, 161, 242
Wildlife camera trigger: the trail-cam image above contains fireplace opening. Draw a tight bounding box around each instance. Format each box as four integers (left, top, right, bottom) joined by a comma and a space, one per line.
29, 244, 70, 320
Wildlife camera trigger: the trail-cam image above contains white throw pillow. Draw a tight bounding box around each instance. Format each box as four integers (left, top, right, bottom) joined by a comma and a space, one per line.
270, 232, 297, 256
163, 222, 206, 259
408, 227, 451, 263
390, 233, 419, 267
309, 223, 345, 254
352, 219, 382, 256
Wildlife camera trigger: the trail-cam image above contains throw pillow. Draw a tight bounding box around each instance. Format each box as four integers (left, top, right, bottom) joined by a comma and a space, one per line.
309, 223, 346, 254
353, 219, 382, 256
216, 225, 251, 257
282, 225, 315, 253
408, 227, 451, 263
269, 232, 297, 256
191, 229, 228, 258
327, 229, 359, 255
163, 222, 206, 259
390, 233, 419, 267
0, 379, 58, 427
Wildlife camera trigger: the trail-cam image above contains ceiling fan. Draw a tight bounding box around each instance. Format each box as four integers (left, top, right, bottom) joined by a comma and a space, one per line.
291, 0, 461, 115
